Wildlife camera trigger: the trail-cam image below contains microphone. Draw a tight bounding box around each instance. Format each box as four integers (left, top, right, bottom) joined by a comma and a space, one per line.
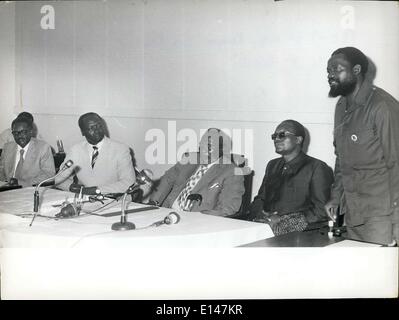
30, 160, 74, 226
111, 168, 154, 231
151, 212, 181, 227
186, 194, 202, 211
125, 168, 154, 194
136, 168, 154, 186
55, 202, 80, 219
332, 206, 344, 237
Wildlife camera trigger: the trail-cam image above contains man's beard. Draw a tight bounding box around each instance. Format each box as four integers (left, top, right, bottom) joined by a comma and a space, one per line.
328, 79, 357, 97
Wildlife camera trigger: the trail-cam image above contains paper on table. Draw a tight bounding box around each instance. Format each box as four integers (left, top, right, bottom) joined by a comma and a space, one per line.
327, 240, 381, 247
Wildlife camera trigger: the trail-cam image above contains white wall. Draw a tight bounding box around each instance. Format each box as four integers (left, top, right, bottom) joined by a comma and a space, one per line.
5, 0, 399, 197
0, 1, 16, 131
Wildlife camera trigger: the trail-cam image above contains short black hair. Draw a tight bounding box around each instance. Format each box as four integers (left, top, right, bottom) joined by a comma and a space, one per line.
12, 117, 33, 130
331, 47, 369, 76
278, 119, 306, 146
17, 112, 34, 123
78, 112, 103, 131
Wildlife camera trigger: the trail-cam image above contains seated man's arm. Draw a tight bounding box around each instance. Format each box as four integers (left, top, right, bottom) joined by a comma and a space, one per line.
325, 141, 344, 221
201, 167, 245, 217
54, 150, 76, 191
97, 146, 135, 194
304, 161, 334, 224
247, 165, 270, 220
149, 164, 180, 206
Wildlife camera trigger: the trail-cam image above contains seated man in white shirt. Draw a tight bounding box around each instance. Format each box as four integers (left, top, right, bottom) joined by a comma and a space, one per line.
0, 117, 55, 187
55, 112, 135, 194
149, 128, 245, 217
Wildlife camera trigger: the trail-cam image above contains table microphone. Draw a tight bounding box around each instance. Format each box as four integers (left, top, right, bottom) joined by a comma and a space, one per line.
151, 212, 181, 227
30, 160, 74, 227
55, 202, 80, 219
165, 212, 180, 224
111, 168, 154, 231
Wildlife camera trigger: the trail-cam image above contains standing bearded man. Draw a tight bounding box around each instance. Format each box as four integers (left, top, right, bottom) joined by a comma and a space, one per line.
326, 47, 399, 245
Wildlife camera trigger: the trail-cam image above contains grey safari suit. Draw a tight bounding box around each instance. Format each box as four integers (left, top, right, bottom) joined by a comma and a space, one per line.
150, 152, 245, 217
331, 81, 399, 241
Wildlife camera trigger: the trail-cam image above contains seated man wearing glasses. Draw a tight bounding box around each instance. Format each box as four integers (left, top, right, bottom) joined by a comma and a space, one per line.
248, 120, 334, 235
0, 112, 42, 151
0, 116, 55, 187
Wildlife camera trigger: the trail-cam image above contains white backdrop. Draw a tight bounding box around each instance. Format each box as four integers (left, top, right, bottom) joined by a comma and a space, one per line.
1, 0, 399, 194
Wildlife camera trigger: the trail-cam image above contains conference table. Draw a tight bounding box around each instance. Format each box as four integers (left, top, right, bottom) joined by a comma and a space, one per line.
0, 187, 389, 300
0, 187, 274, 248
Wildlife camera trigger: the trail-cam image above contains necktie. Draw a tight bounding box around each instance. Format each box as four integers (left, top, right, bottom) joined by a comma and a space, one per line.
14, 149, 25, 180
176, 164, 208, 211
91, 146, 99, 168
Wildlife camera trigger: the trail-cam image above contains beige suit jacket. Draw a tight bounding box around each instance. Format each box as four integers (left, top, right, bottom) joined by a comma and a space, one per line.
150, 153, 245, 217
55, 137, 135, 193
0, 138, 55, 187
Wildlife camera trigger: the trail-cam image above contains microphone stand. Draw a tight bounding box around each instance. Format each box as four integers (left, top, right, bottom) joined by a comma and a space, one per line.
111, 183, 139, 231
111, 169, 153, 231
30, 160, 74, 227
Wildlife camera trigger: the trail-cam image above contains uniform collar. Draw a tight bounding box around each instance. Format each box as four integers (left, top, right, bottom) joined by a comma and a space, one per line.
338, 80, 375, 112
353, 80, 374, 107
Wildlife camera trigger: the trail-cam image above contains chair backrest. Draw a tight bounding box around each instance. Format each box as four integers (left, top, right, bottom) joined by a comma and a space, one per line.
229, 154, 254, 220
53, 152, 66, 172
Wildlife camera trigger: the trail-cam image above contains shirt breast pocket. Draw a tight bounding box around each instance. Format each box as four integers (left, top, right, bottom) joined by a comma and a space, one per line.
345, 127, 381, 166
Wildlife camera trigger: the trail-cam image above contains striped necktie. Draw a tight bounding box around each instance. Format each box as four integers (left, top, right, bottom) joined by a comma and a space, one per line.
14, 149, 25, 179
176, 164, 209, 211
91, 146, 99, 168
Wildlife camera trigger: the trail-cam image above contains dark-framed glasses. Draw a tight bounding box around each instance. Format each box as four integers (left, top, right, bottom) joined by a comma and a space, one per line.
11, 129, 30, 136
271, 131, 296, 141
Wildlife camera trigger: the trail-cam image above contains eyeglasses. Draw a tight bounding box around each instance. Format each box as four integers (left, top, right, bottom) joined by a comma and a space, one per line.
271, 131, 296, 141
12, 129, 30, 136
86, 124, 102, 132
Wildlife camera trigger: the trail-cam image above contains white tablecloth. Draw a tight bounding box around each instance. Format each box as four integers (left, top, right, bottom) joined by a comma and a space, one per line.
0, 187, 274, 248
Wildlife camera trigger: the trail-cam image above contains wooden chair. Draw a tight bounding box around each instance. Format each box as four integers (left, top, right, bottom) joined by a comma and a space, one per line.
229, 154, 254, 220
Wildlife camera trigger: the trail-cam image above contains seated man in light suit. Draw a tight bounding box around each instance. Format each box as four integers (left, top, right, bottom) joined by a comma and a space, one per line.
149, 128, 245, 217
0, 116, 55, 187
55, 112, 135, 194
0, 112, 41, 151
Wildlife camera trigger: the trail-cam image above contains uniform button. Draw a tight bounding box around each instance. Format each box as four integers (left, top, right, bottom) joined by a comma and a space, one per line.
394, 202, 398, 206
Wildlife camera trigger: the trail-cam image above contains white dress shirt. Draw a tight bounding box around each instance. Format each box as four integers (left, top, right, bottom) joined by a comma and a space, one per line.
86, 138, 104, 167
13, 141, 31, 177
